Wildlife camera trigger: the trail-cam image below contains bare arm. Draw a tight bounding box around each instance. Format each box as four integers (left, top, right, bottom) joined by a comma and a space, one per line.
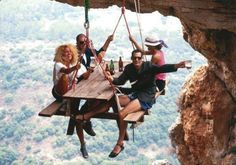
151, 53, 161, 65
101, 34, 114, 51
129, 35, 152, 55
96, 35, 114, 62
60, 63, 81, 74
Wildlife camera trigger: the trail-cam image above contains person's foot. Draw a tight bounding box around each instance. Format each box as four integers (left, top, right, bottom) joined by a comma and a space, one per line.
83, 121, 96, 136
108, 143, 124, 158
80, 143, 89, 159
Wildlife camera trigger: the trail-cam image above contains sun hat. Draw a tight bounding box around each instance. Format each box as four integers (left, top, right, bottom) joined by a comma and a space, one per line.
144, 36, 168, 48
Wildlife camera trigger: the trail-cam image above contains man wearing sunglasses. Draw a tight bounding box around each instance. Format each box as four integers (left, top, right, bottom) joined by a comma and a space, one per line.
76, 33, 113, 68
105, 49, 186, 157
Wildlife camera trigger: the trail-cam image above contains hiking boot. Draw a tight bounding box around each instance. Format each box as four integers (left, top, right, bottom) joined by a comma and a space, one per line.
83, 121, 96, 136
80, 143, 88, 159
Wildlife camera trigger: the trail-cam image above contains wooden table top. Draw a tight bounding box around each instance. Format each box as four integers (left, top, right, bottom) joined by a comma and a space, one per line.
63, 61, 129, 100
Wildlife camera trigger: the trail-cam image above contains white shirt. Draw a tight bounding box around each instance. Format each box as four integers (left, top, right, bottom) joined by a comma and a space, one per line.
53, 62, 87, 86
77, 64, 87, 77
53, 62, 74, 86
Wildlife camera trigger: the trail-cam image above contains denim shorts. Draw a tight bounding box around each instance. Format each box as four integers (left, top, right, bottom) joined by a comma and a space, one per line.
128, 92, 153, 111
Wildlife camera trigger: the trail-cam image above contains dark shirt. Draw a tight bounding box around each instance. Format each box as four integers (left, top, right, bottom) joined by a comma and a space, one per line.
112, 62, 177, 104
82, 47, 104, 68
77, 47, 104, 82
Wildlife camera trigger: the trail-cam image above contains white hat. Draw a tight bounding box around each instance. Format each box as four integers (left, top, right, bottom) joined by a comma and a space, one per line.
144, 36, 168, 48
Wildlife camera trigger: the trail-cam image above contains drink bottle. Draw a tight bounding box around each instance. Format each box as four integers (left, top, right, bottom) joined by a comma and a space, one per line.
118, 56, 123, 72
109, 60, 115, 75
105, 63, 110, 72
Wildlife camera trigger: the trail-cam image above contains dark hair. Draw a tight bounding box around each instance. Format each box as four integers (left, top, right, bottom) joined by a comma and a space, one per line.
155, 44, 162, 50
131, 49, 142, 59
76, 33, 86, 42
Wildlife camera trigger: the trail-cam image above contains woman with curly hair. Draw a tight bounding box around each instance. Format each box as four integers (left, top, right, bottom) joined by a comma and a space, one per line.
52, 44, 81, 102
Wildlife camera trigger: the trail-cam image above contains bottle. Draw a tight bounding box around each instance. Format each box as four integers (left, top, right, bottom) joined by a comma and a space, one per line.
118, 56, 123, 72
105, 63, 110, 72
109, 59, 115, 75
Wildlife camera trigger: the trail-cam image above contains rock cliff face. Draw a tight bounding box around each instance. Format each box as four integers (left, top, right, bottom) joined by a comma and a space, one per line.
55, 0, 236, 164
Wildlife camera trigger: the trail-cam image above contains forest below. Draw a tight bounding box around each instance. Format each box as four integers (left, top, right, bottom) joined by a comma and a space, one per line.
0, 0, 206, 164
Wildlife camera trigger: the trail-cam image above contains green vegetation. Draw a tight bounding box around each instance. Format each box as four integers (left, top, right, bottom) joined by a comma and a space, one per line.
0, 146, 18, 165
0, 0, 206, 164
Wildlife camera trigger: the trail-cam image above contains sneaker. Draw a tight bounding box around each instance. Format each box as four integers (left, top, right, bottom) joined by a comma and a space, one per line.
83, 121, 96, 136
80, 143, 88, 159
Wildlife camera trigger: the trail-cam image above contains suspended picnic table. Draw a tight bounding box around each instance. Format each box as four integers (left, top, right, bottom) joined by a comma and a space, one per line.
39, 60, 144, 140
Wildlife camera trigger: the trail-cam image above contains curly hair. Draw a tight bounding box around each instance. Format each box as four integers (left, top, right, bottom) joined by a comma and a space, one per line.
53, 44, 78, 65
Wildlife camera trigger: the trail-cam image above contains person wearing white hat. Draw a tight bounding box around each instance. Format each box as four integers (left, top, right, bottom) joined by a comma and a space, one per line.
129, 35, 168, 94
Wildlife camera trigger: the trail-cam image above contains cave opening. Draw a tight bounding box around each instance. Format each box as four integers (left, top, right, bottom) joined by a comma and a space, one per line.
0, 0, 209, 164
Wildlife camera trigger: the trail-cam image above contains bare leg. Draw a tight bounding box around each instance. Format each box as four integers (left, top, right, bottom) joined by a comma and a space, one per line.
75, 122, 88, 158
118, 95, 131, 107
75, 122, 84, 144
111, 99, 141, 154
76, 100, 111, 121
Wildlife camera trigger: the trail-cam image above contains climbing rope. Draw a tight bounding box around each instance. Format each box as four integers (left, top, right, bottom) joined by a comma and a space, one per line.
80, 0, 118, 94
71, 55, 84, 90
70, 0, 90, 90
112, 0, 135, 49
133, 0, 146, 61
84, 0, 90, 47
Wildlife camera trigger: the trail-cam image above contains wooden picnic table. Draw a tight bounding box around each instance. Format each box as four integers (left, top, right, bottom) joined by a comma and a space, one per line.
63, 62, 116, 101
39, 60, 153, 141
63, 60, 130, 140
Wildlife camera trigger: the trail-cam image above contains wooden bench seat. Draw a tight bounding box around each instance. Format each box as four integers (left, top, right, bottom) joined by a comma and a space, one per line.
92, 112, 118, 120
38, 101, 66, 117
122, 90, 164, 127
124, 111, 145, 123
124, 110, 150, 125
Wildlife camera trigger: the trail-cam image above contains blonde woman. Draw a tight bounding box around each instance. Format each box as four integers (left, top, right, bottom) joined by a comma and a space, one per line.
52, 44, 81, 102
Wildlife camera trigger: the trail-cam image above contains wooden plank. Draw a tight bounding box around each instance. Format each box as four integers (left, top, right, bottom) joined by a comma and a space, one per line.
124, 111, 145, 123
38, 101, 64, 117
122, 86, 164, 125
63, 65, 114, 100
63, 61, 130, 100
92, 112, 118, 120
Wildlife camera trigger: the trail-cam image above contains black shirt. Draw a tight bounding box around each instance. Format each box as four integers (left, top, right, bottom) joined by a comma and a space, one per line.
112, 61, 177, 104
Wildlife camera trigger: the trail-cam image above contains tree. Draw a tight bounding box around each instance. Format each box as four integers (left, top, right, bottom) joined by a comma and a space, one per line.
0, 146, 18, 165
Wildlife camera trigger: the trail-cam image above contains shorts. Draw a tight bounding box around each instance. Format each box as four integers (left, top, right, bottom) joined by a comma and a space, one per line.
52, 86, 63, 102
128, 92, 153, 111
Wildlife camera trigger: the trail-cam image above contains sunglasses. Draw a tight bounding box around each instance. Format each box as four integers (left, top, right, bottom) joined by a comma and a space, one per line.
132, 56, 142, 60
78, 41, 86, 45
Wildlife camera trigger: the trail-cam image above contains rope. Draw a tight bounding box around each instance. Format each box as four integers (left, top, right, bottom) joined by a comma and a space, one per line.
71, 0, 90, 90
82, 0, 118, 95
89, 41, 117, 95
84, 0, 90, 47
84, 0, 89, 26
111, 0, 135, 49
134, 0, 146, 61
112, 13, 123, 35
133, 126, 135, 142
71, 62, 79, 90
71, 55, 84, 90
